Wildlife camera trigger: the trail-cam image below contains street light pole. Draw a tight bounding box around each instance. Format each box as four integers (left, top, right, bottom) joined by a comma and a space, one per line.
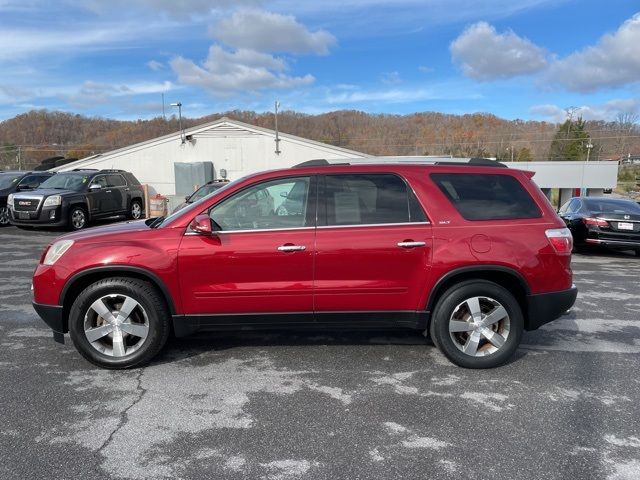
274, 100, 281, 154
170, 102, 184, 144
586, 142, 593, 162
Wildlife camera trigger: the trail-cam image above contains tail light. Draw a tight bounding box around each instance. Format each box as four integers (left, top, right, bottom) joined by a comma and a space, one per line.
546, 228, 573, 255
583, 217, 608, 227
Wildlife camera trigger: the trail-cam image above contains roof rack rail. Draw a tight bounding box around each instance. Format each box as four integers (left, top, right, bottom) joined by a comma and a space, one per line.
292, 157, 506, 168
99, 169, 126, 173
71, 168, 99, 171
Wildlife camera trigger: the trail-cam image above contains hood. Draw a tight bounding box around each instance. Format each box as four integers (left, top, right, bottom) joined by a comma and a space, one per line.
13, 188, 78, 198
59, 219, 151, 243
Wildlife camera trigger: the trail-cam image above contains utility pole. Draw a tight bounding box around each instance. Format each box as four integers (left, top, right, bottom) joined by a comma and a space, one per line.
162, 93, 165, 120
170, 102, 184, 143
585, 142, 593, 162
16, 146, 21, 170
274, 100, 281, 154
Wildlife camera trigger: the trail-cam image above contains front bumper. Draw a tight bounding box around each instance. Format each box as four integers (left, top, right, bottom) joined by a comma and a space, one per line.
9, 205, 67, 227
525, 284, 578, 330
32, 302, 65, 343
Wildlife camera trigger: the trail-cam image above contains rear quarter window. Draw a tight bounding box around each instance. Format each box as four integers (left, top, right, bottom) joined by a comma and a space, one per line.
431, 173, 541, 221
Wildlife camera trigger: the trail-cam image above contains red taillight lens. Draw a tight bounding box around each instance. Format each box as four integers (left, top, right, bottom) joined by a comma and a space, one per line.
546, 228, 573, 255
583, 217, 609, 227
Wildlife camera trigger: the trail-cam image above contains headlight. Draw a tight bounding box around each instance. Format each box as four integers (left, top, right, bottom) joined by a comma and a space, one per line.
43, 240, 74, 265
43, 195, 62, 207
7, 194, 13, 209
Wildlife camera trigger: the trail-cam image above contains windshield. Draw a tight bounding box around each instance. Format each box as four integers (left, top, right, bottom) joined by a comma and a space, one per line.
584, 199, 640, 215
156, 178, 241, 228
39, 173, 90, 191
0, 173, 21, 190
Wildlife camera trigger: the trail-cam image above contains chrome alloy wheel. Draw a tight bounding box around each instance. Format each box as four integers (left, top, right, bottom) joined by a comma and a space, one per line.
83, 294, 149, 357
131, 202, 142, 219
0, 206, 9, 225
448, 296, 510, 357
71, 209, 86, 229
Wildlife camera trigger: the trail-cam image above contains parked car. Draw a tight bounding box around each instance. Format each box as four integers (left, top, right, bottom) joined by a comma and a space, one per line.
171, 180, 230, 214
31, 159, 576, 369
559, 196, 640, 254
0, 171, 55, 226
8, 169, 145, 230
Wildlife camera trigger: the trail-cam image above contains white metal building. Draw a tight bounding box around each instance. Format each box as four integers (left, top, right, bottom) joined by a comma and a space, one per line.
52, 117, 370, 198
54, 117, 619, 208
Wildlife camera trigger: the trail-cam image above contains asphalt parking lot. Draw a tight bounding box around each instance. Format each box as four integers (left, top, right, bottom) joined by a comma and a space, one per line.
1, 226, 639, 480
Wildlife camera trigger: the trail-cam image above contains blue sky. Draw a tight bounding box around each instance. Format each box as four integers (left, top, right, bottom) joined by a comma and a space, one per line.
0, 0, 639, 122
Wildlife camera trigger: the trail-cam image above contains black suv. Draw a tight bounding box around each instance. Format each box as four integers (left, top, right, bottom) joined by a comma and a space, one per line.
8, 169, 145, 230
0, 171, 55, 226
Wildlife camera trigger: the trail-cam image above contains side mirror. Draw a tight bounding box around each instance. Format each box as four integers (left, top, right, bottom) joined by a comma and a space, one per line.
16, 184, 32, 191
190, 214, 212, 235
89, 184, 102, 191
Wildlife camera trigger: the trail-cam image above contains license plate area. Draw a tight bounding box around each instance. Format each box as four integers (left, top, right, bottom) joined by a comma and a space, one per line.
17, 212, 31, 220
617, 222, 634, 231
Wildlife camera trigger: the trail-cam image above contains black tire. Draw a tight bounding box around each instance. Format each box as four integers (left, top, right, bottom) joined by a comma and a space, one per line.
0, 206, 10, 226
68, 277, 170, 369
129, 199, 143, 220
429, 280, 523, 369
68, 206, 88, 230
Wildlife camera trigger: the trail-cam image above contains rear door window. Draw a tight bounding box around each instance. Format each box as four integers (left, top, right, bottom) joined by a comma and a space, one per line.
323, 174, 427, 226
431, 173, 541, 220
107, 174, 126, 187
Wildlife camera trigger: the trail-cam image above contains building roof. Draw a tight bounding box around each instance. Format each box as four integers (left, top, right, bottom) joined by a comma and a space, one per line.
52, 117, 370, 171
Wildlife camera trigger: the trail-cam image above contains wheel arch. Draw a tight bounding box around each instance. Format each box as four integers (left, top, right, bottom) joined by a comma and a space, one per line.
59, 266, 176, 332
426, 266, 531, 328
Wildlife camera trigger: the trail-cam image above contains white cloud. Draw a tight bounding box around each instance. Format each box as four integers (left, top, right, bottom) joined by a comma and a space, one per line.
0, 25, 143, 60
530, 98, 640, 123
146, 60, 164, 71
65, 80, 174, 107
211, 9, 336, 54
170, 45, 314, 95
68, 0, 259, 17
326, 85, 482, 104
546, 13, 640, 92
450, 21, 547, 80
380, 71, 402, 85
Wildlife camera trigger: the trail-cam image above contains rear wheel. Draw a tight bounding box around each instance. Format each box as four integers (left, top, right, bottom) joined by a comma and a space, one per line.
0, 206, 9, 226
129, 200, 143, 220
429, 280, 523, 369
69, 206, 87, 230
69, 277, 170, 369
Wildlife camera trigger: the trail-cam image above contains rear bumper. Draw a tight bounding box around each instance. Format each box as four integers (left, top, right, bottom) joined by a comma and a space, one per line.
526, 285, 577, 331
585, 238, 640, 249
32, 302, 66, 343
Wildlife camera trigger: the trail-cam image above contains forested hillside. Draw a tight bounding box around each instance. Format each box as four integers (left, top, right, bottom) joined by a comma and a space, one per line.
1, 109, 638, 170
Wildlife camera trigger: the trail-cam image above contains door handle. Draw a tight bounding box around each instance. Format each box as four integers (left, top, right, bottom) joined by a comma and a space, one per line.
278, 245, 306, 252
105, 190, 112, 193
397, 241, 426, 248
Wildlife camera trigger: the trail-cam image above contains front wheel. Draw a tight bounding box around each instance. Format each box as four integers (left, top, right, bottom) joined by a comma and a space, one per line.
68, 278, 170, 369
69, 206, 88, 230
429, 280, 523, 369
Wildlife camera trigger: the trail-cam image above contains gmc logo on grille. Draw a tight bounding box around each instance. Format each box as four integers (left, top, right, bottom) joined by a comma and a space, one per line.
18, 201, 31, 206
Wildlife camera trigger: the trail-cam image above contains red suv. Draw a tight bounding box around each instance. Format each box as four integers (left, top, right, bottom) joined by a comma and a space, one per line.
31, 159, 576, 369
